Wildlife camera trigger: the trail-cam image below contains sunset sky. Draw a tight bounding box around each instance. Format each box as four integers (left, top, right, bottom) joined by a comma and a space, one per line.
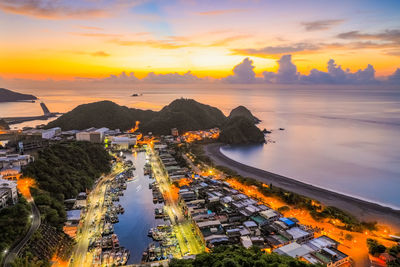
1, 0, 400, 82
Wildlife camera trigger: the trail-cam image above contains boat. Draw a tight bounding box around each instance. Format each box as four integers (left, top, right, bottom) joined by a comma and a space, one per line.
112, 234, 120, 249
131, 93, 143, 97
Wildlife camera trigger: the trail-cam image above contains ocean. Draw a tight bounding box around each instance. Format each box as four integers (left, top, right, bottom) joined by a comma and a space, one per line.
1, 84, 400, 209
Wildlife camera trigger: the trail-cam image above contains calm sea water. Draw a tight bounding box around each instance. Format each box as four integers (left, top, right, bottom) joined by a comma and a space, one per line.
114, 151, 164, 264
1, 85, 399, 209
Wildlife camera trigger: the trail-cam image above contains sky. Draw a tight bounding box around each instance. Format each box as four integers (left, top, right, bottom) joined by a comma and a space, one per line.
0, 0, 400, 85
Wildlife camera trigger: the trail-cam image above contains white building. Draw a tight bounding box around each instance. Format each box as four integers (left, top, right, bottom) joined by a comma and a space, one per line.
0, 153, 32, 170
95, 127, 109, 141
111, 136, 137, 150
0, 178, 18, 209
41, 127, 61, 139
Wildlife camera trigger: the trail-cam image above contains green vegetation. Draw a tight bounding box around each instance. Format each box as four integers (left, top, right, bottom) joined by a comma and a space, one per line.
11, 256, 48, 267
141, 98, 227, 135
47, 99, 265, 144
169, 245, 320, 267
366, 239, 400, 266
277, 206, 290, 213
367, 238, 387, 256
219, 116, 265, 144
0, 88, 37, 102
47, 98, 226, 134
23, 141, 112, 228
228, 105, 261, 124
46, 100, 156, 131
387, 245, 400, 266
0, 196, 31, 262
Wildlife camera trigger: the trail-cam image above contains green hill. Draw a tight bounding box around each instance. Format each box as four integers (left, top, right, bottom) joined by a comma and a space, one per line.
219, 116, 265, 144
0, 88, 37, 102
46, 100, 156, 130
229, 105, 261, 124
47, 99, 264, 144
141, 98, 227, 135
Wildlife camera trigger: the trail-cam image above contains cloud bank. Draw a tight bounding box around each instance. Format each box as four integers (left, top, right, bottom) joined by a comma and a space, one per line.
95, 56, 397, 85
1, 55, 399, 86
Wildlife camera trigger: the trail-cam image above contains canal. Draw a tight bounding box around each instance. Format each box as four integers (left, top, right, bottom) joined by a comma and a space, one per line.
113, 151, 165, 264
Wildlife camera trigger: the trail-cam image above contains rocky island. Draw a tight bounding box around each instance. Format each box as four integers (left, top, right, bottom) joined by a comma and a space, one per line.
0, 88, 37, 102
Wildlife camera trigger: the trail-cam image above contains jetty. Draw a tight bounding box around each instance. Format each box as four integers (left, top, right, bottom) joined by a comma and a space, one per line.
1, 102, 62, 125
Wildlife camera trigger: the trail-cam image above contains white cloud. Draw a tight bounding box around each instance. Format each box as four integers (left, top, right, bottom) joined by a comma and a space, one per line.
387, 68, 400, 84
263, 55, 299, 83
224, 57, 258, 83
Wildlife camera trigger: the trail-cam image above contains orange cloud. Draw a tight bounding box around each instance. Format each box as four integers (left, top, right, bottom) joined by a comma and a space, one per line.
70, 32, 123, 38
91, 51, 110, 57
78, 25, 104, 31
66, 50, 110, 57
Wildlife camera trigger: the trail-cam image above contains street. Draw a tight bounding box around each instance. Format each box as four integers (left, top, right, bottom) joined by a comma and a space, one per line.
2, 199, 41, 267
70, 163, 123, 267
148, 148, 204, 257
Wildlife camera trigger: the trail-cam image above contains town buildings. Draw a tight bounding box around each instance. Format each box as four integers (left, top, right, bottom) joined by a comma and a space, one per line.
172, 174, 349, 266
0, 178, 18, 209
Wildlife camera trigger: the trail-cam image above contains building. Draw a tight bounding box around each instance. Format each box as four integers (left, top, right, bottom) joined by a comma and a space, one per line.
76, 131, 102, 143
41, 127, 61, 139
171, 128, 179, 137
0, 178, 18, 209
285, 227, 314, 243
110, 136, 137, 150
0, 153, 32, 170
95, 127, 109, 141
0, 167, 21, 181
274, 236, 350, 267
259, 209, 280, 223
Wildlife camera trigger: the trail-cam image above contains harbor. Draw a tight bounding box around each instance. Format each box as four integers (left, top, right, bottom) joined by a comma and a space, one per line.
113, 151, 167, 264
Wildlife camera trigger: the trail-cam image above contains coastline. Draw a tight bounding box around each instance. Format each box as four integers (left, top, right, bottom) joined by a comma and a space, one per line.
204, 143, 400, 231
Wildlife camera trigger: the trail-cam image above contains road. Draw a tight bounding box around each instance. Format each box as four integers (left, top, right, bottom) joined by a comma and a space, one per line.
70, 164, 123, 267
148, 149, 204, 257
2, 199, 41, 267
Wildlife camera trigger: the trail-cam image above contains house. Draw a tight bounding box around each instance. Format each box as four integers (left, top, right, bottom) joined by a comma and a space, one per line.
259, 209, 280, 223
240, 236, 253, 249
285, 227, 314, 243
275, 236, 350, 267
0, 178, 18, 209
275, 242, 313, 258
66, 209, 82, 223
110, 136, 137, 149
0, 153, 32, 170
41, 127, 61, 139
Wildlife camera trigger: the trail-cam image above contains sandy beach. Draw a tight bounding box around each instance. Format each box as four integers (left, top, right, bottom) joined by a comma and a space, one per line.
204, 143, 400, 231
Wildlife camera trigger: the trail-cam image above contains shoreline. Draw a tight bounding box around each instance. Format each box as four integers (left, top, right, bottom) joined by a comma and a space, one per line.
204, 143, 400, 231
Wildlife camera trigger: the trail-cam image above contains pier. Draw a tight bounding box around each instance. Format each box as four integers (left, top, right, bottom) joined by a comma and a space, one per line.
1, 102, 61, 125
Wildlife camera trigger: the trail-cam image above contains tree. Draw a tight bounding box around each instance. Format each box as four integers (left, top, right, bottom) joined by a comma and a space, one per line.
367, 238, 386, 256
169, 245, 320, 267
